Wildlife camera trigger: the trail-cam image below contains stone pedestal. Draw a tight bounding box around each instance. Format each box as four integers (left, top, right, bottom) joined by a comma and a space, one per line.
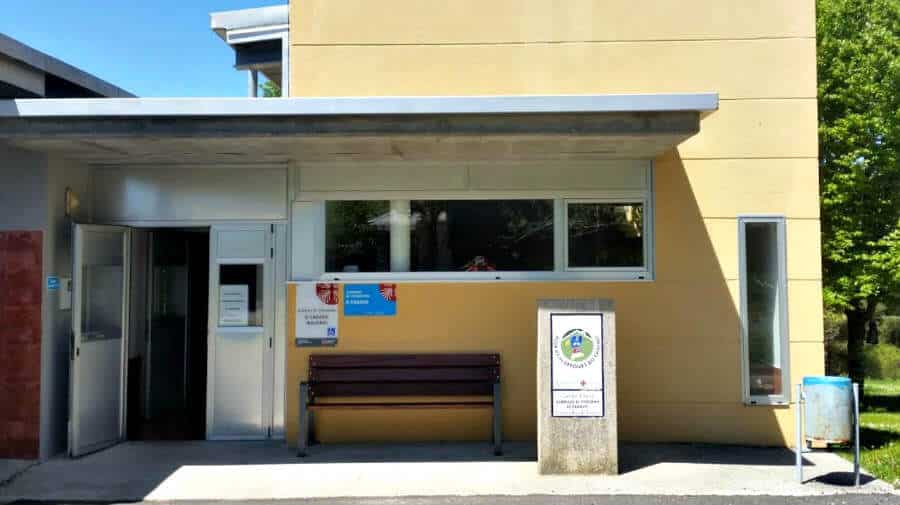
537, 299, 617, 474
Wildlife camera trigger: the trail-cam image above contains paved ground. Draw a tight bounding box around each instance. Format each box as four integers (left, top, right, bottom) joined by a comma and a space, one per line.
0, 461, 33, 488
0, 441, 896, 503
4, 498, 900, 505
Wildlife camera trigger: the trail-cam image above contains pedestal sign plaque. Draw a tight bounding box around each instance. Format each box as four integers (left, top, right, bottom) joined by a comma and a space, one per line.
538, 299, 617, 474
551, 313, 605, 417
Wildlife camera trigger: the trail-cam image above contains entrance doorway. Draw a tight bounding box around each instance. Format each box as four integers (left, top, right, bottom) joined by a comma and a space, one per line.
69, 223, 282, 456
126, 228, 209, 441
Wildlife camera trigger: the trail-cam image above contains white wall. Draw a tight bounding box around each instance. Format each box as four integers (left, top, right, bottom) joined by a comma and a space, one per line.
0, 145, 49, 230
295, 159, 649, 197
40, 155, 94, 459
92, 164, 289, 224
0, 145, 93, 459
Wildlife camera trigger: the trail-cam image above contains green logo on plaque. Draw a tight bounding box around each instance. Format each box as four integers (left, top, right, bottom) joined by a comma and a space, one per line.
559, 329, 596, 365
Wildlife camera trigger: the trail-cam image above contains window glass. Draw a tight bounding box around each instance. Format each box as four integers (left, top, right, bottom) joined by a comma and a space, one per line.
743, 221, 785, 397
219, 264, 264, 327
568, 203, 644, 268
410, 200, 554, 272
326, 201, 390, 273
81, 231, 124, 341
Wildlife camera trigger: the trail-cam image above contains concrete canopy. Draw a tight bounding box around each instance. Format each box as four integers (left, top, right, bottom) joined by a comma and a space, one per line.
0, 94, 717, 165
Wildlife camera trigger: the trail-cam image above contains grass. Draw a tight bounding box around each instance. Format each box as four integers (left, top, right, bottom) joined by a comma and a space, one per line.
837, 378, 900, 488
868, 378, 900, 397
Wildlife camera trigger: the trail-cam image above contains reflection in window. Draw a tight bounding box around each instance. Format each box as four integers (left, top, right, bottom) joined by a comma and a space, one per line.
325, 201, 390, 273
410, 200, 554, 272
742, 220, 786, 398
568, 203, 644, 268
324, 199, 554, 273
81, 231, 125, 341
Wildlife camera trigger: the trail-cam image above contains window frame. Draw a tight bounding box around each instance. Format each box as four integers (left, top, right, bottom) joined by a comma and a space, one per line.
563, 198, 653, 277
738, 215, 790, 406
291, 161, 656, 283
312, 192, 654, 282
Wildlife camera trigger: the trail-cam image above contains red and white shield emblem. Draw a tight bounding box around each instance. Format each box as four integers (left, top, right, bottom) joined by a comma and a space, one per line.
315, 282, 339, 305
379, 283, 397, 302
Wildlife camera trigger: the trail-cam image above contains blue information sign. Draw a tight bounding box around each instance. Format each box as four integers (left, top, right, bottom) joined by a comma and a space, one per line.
47, 276, 59, 291
343, 284, 397, 316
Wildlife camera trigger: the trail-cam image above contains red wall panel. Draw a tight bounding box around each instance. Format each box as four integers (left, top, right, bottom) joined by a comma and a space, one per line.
0, 231, 43, 459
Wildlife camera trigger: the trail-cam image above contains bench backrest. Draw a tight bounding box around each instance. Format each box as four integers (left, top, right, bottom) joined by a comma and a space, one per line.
308, 353, 500, 397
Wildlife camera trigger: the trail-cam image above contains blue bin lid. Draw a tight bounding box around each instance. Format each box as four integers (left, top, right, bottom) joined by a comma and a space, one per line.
803, 376, 851, 386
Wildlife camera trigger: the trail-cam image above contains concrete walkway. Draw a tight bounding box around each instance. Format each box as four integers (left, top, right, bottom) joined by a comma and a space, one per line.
0, 459, 32, 487
0, 441, 895, 502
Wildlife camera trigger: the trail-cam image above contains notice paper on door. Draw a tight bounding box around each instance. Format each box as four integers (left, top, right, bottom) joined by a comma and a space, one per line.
219, 284, 249, 326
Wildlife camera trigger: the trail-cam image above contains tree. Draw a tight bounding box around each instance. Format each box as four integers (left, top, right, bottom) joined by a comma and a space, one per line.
818, 0, 900, 399
260, 80, 281, 97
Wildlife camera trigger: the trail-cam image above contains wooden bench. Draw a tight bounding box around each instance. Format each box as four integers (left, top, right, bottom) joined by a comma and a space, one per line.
298, 353, 502, 456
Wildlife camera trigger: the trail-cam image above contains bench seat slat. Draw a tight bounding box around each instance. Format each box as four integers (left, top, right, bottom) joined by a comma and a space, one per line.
299, 353, 503, 457
311, 366, 499, 383
309, 402, 494, 410
310, 353, 499, 369
310, 381, 494, 397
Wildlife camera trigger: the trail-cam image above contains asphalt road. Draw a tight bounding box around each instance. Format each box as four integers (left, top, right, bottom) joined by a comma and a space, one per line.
7, 496, 900, 505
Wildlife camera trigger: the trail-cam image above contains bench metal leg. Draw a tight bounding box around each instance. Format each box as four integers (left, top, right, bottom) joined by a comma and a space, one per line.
492, 382, 503, 456
298, 382, 310, 457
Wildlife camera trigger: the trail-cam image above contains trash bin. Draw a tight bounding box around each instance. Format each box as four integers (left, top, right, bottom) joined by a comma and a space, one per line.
803, 376, 853, 445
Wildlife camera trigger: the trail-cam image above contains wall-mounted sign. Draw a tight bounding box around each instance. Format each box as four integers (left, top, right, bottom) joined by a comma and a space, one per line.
295, 282, 339, 346
47, 276, 59, 291
550, 313, 604, 417
219, 285, 249, 326
344, 283, 397, 316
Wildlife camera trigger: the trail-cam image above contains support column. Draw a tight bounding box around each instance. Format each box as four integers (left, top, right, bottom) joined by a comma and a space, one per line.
390, 200, 410, 272
248, 70, 259, 98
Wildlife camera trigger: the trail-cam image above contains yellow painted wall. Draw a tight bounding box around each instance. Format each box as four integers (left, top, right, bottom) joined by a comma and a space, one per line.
286, 0, 821, 446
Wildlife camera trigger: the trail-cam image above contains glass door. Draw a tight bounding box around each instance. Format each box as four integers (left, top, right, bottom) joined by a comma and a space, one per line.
69, 224, 130, 456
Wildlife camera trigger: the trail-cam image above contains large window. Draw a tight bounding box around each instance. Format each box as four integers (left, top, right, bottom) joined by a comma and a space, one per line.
410, 200, 554, 272
567, 202, 644, 269
739, 216, 789, 404
318, 197, 652, 280
325, 201, 390, 273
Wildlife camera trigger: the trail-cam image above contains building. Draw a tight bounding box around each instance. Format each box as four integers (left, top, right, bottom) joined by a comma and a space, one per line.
0, 33, 132, 99
0, 0, 820, 461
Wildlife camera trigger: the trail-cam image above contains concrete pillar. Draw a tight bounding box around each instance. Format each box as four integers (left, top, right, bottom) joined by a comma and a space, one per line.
537, 298, 618, 474
248, 70, 259, 98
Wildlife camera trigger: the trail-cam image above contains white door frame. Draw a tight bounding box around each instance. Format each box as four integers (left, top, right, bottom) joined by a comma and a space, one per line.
206, 223, 278, 440
69, 224, 131, 457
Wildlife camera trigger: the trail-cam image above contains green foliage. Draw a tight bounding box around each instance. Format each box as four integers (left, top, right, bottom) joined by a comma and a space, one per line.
818, 0, 900, 312
825, 343, 900, 380
864, 344, 900, 380
825, 337, 848, 376
881, 315, 900, 345
824, 310, 848, 341
260, 80, 281, 98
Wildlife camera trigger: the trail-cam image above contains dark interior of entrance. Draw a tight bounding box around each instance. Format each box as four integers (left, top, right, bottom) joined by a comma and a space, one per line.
126, 228, 209, 440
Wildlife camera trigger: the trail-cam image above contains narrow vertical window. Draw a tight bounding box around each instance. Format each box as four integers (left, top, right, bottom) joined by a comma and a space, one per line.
739, 217, 789, 404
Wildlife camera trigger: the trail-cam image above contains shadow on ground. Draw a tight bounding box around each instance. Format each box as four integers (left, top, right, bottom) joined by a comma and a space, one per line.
619, 443, 816, 474
865, 394, 900, 413
812, 471, 877, 486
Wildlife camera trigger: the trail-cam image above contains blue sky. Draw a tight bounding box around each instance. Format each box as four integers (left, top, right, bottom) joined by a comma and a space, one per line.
1, 1, 282, 97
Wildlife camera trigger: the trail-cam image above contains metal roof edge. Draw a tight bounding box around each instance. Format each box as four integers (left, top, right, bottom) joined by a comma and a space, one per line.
0, 33, 134, 98
210, 5, 290, 37
0, 93, 719, 118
